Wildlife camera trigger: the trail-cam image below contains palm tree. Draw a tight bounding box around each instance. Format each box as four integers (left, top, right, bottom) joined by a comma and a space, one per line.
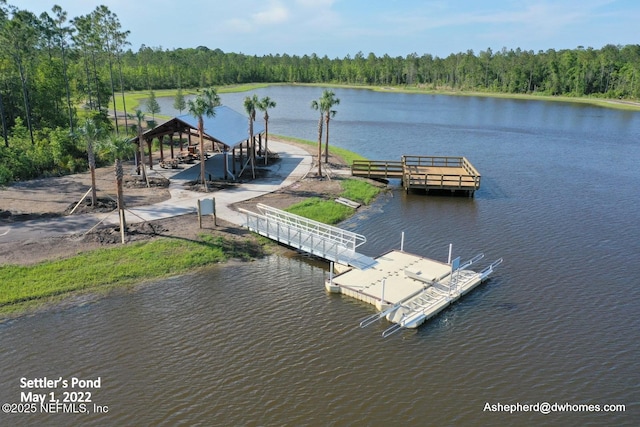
128, 109, 148, 186
310, 97, 325, 177
243, 94, 259, 179
320, 90, 340, 164
98, 134, 135, 243
187, 87, 221, 191
79, 118, 103, 207
257, 96, 276, 165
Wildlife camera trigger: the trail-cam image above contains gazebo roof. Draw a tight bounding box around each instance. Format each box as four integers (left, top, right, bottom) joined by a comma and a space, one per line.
133, 106, 265, 150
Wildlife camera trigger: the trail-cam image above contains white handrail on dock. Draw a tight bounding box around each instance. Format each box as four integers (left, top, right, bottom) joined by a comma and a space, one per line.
240, 203, 376, 269
380, 256, 503, 337
359, 301, 403, 328
257, 203, 366, 251
359, 252, 489, 332
480, 258, 503, 280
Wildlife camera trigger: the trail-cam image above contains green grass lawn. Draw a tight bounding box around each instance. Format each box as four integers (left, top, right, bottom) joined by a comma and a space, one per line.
285, 178, 381, 224
0, 133, 378, 315
0, 235, 266, 315
0, 177, 381, 314
284, 197, 354, 225
115, 84, 272, 118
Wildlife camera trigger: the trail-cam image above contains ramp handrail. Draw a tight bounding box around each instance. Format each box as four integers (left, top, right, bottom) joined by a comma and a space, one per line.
256, 203, 366, 251
359, 302, 402, 328
480, 258, 503, 280
381, 322, 405, 338
241, 204, 375, 268
380, 257, 503, 338
458, 253, 484, 270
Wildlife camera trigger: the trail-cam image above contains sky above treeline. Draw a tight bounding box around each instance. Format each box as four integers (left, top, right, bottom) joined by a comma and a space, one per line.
20, 0, 639, 57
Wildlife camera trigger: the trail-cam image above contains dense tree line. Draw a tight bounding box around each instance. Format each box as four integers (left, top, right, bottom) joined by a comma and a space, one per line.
1, 1, 639, 184
124, 45, 640, 100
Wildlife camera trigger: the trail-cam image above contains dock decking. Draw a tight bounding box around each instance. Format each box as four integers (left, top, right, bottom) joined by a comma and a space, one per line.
351, 155, 481, 196
327, 249, 502, 337
240, 203, 502, 336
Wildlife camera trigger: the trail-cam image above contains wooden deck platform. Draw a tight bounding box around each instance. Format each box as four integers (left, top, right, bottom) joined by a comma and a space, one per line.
352, 155, 481, 196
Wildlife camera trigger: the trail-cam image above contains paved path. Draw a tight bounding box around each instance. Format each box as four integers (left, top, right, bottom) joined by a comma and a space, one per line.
0, 141, 312, 243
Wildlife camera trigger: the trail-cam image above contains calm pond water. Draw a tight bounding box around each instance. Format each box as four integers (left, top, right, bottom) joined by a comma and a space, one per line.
2, 87, 639, 426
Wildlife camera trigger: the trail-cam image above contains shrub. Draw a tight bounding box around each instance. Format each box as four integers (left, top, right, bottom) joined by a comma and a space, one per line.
0, 164, 13, 186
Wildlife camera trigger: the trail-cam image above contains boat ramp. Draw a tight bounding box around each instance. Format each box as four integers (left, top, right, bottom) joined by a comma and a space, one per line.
241, 204, 502, 336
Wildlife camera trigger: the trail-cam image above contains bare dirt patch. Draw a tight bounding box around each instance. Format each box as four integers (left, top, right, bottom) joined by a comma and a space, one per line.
234, 175, 345, 212
0, 161, 171, 218
0, 138, 365, 266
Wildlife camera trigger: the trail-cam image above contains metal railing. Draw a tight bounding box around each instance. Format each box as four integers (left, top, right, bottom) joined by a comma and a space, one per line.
241, 204, 370, 267
255, 204, 366, 251
379, 253, 499, 337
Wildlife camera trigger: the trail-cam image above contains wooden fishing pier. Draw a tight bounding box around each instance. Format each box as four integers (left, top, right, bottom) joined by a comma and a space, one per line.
351, 155, 481, 196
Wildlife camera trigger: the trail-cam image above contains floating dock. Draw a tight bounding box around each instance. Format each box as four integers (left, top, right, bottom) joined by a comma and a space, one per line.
351, 155, 481, 196
240, 204, 502, 336
326, 249, 502, 337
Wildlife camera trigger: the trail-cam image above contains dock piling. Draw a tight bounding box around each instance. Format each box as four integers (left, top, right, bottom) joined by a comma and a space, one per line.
329, 262, 334, 286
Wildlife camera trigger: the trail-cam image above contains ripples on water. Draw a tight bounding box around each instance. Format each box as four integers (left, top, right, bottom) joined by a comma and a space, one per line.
1, 89, 639, 426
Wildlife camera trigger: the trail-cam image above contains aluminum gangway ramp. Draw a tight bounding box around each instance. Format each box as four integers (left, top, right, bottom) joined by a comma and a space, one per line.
240, 203, 376, 269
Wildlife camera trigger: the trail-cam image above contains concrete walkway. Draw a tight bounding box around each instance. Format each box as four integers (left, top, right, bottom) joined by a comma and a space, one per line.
0, 140, 312, 243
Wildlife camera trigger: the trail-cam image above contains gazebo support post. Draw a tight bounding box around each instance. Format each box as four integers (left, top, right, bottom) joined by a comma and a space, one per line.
224, 149, 228, 180
232, 147, 237, 175
147, 138, 153, 169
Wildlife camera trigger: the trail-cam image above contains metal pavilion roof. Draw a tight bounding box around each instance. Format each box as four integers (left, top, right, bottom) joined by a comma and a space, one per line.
177, 106, 265, 149
134, 106, 265, 150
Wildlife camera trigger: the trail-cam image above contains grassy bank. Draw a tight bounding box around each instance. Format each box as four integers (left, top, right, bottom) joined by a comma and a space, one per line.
291, 82, 640, 111
119, 83, 640, 122
390, 87, 640, 111
286, 178, 381, 224
115, 83, 272, 118
272, 134, 367, 166
0, 135, 376, 316
272, 134, 379, 224
0, 235, 267, 316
